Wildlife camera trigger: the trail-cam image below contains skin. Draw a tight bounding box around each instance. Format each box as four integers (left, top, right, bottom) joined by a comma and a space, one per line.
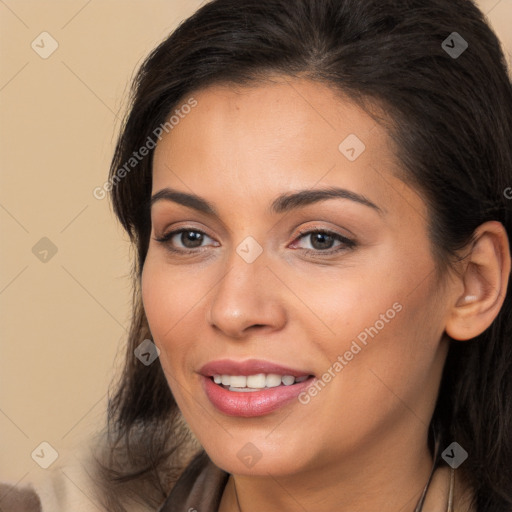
141, 77, 510, 512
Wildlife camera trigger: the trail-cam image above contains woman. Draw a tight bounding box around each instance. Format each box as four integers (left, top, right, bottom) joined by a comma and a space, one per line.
83, 0, 512, 511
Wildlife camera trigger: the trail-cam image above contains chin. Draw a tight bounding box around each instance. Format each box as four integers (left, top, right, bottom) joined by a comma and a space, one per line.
202, 434, 316, 477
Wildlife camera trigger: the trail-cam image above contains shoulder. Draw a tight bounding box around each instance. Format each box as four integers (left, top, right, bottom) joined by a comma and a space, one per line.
19, 446, 109, 512
2, 441, 121, 512
1, 444, 226, 512
0, 482, 42, 512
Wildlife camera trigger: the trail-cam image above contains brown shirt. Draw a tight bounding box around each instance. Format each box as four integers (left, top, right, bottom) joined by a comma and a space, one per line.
0, 482, 42, 512
158, 451, 229, 512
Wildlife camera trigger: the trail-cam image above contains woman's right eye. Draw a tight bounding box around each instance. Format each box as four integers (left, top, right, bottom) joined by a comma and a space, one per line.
154, 228, 218, 252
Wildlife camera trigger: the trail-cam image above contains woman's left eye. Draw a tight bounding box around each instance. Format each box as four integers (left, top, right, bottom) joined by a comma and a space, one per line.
291, 229, 356, 254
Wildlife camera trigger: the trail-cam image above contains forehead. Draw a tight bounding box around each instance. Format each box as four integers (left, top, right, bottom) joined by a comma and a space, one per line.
155, 78, 385, 167
151, 77, 426, 222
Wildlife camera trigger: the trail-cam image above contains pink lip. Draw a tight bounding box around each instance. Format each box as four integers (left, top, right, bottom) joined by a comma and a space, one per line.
198, 359, 315, 417
199, 358, 312, 378
201, 375, 315, 417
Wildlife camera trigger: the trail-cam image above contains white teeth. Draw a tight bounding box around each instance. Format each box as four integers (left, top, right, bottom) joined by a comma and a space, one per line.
229, 375, 247, 388
281, 375, 295, 386
212, 373, 310, 390
247, 373, 266, 388
266, 374, 282, 388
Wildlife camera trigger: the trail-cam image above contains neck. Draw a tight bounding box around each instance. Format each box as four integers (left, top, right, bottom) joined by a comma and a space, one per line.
219, 430, 435, 512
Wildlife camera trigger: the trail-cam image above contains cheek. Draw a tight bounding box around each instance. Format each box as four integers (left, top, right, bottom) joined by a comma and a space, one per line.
141, 258, 168, 337
140, 252, 221, 385
320, 276, 446, 429
141, 256, 191, 362
140, 256, 200, 412
314, 246, 444, 399
300, 246, 428, 348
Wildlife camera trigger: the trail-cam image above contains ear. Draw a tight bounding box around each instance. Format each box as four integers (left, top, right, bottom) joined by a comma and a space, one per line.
445, 221, 511, 341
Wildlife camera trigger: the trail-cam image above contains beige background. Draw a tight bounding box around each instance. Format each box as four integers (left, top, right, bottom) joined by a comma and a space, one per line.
0, 0, 511, 490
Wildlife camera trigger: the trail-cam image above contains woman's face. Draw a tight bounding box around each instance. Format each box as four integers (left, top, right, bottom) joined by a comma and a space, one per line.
142, 77, 455, 478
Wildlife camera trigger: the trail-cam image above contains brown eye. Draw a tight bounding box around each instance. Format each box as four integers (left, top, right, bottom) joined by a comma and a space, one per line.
309, 232, 336, 250
154, 228, 218, 252
179, 230, 205, 248
293, 229, 355, 253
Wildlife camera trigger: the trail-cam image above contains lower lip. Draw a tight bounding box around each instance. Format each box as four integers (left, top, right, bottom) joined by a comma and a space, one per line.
202, 375, 315, 417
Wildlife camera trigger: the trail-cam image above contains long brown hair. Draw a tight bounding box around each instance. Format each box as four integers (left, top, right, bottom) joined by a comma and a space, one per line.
94, 1, 512, 510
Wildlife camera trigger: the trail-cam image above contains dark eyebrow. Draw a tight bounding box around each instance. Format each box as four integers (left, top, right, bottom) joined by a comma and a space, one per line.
270, 187, 383, 215
150, 186, 383, 216
150, 189, 217, 215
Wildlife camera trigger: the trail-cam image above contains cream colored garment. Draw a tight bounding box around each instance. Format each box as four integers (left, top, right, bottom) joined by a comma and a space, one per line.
22, 444, 155, 512
29, 446, 109, 512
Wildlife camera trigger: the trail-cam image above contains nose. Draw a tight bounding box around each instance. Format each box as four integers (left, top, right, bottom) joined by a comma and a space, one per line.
207, 250, 288, 339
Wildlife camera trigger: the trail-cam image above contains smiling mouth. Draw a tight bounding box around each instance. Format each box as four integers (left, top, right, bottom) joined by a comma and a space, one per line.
199, 359, 317, 415
211, 373, 312, 392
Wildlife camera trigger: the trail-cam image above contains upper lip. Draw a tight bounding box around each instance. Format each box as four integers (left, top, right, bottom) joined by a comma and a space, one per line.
199, 359, 313, 378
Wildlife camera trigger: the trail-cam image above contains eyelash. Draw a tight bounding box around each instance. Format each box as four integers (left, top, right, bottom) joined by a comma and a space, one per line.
154, 227, 357, 257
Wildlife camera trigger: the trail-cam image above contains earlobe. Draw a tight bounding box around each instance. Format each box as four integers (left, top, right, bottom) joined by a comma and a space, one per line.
446, 221, 511, 341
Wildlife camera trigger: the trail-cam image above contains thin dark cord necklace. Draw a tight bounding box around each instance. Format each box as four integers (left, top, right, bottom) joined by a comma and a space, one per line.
232, 469, 455, 512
